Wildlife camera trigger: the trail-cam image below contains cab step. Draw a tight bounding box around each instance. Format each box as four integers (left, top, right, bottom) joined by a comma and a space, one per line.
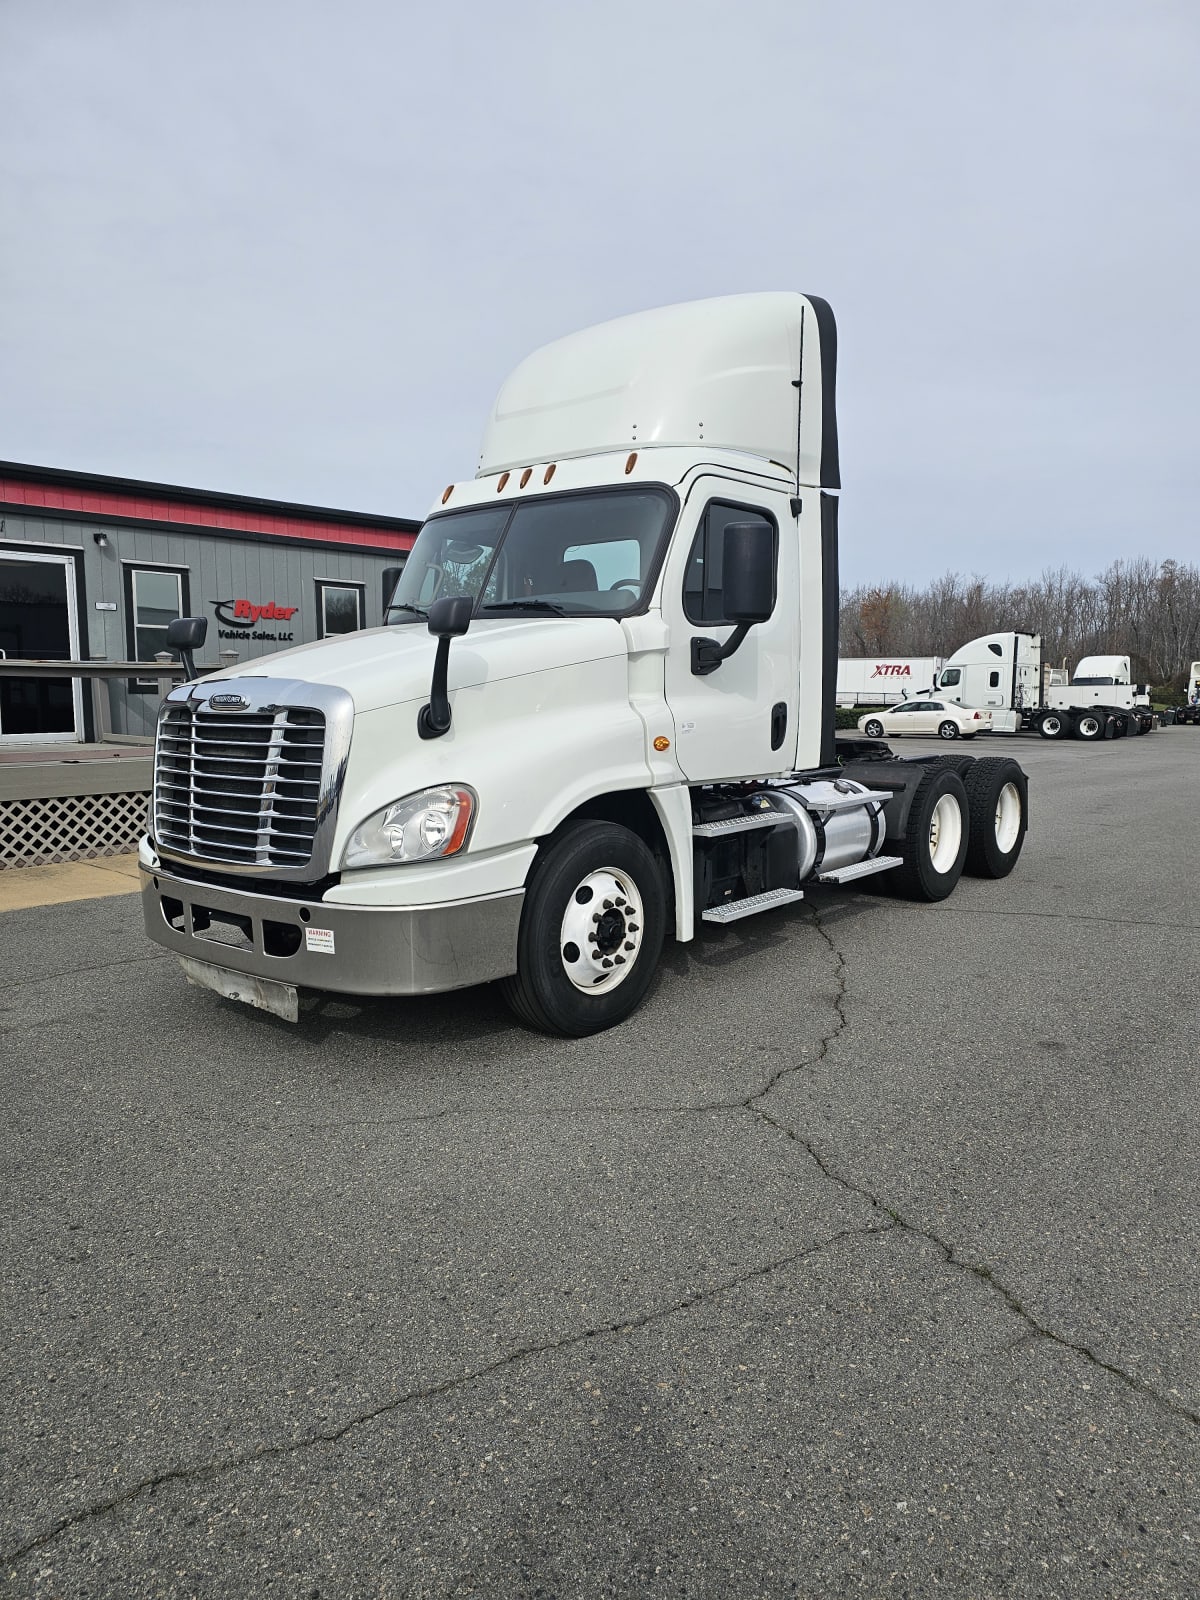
701, 886, 805, 924
692, 811, 783, 838
816, 853, 903, 884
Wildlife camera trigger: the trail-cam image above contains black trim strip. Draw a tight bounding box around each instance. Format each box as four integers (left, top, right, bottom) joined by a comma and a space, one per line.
819, 491, 840, 766
801, 295, 841, 491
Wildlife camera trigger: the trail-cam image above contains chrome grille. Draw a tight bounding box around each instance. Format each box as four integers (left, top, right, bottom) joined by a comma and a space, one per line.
154, 702, 327, 868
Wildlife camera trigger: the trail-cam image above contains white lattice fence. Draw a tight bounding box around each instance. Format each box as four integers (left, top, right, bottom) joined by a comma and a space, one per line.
0, 791, 150, 869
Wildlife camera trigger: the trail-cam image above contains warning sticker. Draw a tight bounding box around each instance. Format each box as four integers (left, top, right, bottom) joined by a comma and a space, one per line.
304, 927, 336, 954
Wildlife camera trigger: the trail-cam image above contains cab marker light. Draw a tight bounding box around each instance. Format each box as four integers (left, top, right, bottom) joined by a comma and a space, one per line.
653, 735, 670, 751
441, 485, 454, 504
544, 463, 556, 484
625, 452, 638, 474
497, 471, 510, 492
519, 467, 532, 487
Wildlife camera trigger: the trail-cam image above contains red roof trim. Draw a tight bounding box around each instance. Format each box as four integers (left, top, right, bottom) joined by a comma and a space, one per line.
0, 476, 417, 553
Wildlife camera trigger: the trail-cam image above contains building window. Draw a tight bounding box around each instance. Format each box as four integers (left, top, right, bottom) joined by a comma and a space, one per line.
316, 579, 365, 638
683, 501, 777, 626
123, 563, 190, 691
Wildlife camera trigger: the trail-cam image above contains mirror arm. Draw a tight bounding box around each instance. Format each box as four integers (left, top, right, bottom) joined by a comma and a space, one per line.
418, 636, 454, 739
175, 644, 198, 682
690, 621, 752, 677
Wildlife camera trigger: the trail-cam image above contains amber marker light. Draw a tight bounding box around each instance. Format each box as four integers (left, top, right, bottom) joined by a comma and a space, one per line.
625, 452, 638, 474
497, 471, 510, 492
519, 467, 532, 488
544, 463, 557, 484
443, 789, 475, 855
441, 485, 454, 504
653, 736, 670, 752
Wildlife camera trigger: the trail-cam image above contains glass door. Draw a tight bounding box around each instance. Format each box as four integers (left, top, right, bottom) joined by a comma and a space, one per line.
0, 551, 83, 742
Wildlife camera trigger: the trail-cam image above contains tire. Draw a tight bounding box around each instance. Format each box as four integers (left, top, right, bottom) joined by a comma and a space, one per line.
1074, 710, 1105, 741
863, 718, 885, 739
501, 820, 666, 1037
962, 757, 1028, 878
1038, 713, 1066, 740
890, 767, 970, 902
937, 721, 960, 740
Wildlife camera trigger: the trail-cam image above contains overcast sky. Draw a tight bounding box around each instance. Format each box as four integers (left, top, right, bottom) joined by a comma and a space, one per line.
2, 0, 1196, 587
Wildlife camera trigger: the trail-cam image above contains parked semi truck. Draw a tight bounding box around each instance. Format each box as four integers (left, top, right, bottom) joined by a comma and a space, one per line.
140, 293, 1029, 1036
931, 631, 1156, 740
1177, 662, 1200, 725
836, 656, 943, 706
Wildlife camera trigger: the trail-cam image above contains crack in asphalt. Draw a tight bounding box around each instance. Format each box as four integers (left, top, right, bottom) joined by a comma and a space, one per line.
2, 1219, 892, 1567
939, 905, 1200, 934
738, 902, 1200, 1436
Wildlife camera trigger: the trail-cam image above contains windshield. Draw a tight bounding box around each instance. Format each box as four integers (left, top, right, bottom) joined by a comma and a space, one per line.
385, 487, 675, 622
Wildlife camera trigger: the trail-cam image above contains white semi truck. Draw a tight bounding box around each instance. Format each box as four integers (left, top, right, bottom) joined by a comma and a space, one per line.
141, 293, 1029, 1036
1177, 662, 1200, 725
932, 631, 1156, 740
836, 656, 944, 706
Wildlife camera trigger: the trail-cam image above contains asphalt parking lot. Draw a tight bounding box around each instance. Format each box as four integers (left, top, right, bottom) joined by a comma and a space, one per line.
3, 730, 1199, 1599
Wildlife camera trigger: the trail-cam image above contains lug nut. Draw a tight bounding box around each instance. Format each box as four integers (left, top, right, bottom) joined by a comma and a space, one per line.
614, 955, 625, 965
627, 923, 639, 933
623, 941, 634, 951
602, 958, 614, 968
603, 898, 614, 910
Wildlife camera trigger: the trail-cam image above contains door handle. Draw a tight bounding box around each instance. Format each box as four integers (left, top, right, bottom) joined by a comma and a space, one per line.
770, 701, 787, 751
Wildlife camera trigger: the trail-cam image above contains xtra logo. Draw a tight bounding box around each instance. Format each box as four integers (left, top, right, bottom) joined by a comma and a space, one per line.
212, 598, 299, 629
870, 663, 912, 677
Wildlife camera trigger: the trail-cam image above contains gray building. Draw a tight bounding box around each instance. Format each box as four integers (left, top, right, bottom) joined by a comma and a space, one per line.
0, 461, 419, 741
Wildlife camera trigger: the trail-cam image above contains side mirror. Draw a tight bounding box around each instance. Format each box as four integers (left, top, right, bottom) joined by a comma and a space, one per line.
418, 597, 473, 739
427, 595, 473, 640
721, 522, 775, 623
691, 522, 776, 676
165, 615, 207, 681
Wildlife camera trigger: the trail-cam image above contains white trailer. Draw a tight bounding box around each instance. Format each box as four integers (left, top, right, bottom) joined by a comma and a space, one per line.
139, 293, 1030, 1037
934, 631, 1155, 741
836, 656, 943, 706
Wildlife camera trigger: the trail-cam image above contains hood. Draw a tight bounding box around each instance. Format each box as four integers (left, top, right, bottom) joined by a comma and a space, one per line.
206, 616, 629, 714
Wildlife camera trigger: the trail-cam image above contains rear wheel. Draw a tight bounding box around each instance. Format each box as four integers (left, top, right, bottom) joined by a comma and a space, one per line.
1038, 713, 1066, 739
962, 757, 1028, 878
890, 768, 969, 902
937, 720, 960, 740
501, 820, 666, 1036
863, 718, 885, 739
1074, 710, 1105, 741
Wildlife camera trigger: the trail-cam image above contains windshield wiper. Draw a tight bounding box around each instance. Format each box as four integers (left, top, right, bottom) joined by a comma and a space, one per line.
387, 603, 428, 620
481, 599, 568, 616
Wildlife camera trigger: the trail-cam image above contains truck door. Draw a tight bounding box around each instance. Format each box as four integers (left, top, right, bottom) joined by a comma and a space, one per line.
661, 488, 798, 781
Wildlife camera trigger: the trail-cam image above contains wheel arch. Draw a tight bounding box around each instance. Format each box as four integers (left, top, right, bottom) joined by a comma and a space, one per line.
541, 787, 687, 942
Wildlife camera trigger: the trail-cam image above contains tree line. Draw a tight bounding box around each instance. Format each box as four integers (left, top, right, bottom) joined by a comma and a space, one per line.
839, 558, 1200, 693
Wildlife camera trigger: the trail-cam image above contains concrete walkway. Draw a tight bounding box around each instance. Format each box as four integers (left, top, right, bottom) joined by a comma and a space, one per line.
0, 852, 140, 912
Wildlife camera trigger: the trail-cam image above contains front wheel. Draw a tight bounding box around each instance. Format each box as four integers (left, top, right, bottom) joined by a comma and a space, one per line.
863, 718, 885, 739
938, 720, 960, 740
501, 820, 666, 1036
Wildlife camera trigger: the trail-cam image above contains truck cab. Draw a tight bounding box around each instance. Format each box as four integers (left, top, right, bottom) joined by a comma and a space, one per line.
140, 293, 1029, 1034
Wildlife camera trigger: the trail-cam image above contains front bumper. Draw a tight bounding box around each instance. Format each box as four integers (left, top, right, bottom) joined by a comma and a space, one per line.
141, 864, 523, 997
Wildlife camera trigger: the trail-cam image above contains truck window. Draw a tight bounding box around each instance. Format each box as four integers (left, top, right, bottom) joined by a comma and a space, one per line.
387, 489, 675, 621
683, 502, 777, 626
988, 670, 1000, 688
939, 668, 961, 686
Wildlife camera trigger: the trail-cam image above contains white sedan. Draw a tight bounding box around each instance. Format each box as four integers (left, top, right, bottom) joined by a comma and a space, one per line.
858, 699, 992, 740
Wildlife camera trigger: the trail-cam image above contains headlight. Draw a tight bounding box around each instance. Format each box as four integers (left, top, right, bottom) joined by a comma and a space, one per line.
341, 785, 477, 869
